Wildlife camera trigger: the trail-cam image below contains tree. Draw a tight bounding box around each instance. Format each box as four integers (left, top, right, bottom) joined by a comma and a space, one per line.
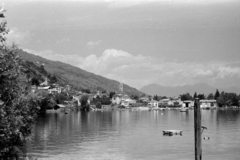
217, 92, 239, 107
131, 94, 139, 100
180, 93, 193, 101
197, 94, 205, 100
0, 21, 41, 157
193, 92, 198, 99
101, 96, 111, 105
80, 94, 90, 111
207, 93, 214, 100
109, 92, 115, 99
214, 89, 220, 100
31, 77, 40, 86
96, 101, 102, 109
82, 88, 90, 94
217, 91, 226, 107
153, 95, 159, 101
161, 96, 168, 100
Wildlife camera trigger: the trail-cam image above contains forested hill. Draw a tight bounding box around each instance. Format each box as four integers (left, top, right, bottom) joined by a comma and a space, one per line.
17, 49, 143, 96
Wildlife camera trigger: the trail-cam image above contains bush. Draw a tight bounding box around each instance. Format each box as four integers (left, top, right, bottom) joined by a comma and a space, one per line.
0, 21, 41, 157
96, 101, 102, 109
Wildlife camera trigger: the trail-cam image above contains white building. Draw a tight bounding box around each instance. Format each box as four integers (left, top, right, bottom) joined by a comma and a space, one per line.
182, 100, 194, 108
200, 99, 217, 109
148, 100, 159, 108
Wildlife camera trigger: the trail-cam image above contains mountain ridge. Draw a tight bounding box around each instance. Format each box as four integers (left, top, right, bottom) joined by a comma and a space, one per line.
16, 49, 144, 96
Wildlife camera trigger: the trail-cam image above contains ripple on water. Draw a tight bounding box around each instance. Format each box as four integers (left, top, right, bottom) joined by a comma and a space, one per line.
27, 109, 240, 160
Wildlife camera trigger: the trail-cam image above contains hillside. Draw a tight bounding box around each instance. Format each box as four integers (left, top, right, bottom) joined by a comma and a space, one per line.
17, 49, 143, 96
140, 83, 240, 97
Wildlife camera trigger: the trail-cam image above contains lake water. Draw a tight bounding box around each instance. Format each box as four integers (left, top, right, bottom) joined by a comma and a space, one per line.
26, 109, 240, 160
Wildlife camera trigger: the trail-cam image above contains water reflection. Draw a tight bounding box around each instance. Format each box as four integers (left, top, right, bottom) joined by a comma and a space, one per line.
27, 109, 240, 160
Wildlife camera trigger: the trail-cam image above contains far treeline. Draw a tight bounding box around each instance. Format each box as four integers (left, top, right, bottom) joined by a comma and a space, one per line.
152, 90, 240, 107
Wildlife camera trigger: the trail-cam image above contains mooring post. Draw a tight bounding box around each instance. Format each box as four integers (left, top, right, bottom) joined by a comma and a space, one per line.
194, 98, 202, 160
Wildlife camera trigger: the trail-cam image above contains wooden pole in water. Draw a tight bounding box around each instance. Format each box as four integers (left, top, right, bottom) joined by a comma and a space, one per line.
194, 98, 202, 160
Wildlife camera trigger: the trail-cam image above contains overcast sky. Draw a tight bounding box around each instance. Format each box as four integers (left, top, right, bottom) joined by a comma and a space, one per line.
4, 0, 240, 89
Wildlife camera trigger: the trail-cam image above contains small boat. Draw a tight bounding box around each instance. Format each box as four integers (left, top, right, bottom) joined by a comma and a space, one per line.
163, 130, 182, 135
137, 107, 150, 111
180, 108, 188, 112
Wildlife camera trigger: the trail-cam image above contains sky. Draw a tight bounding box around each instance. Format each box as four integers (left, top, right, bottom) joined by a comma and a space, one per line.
3, 0, 240, 89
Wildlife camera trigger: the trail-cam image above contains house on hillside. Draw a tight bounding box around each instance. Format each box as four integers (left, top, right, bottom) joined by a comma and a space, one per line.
121, 99, 137, 107
31, 86, 37, 93
112, 94, 136, 107
112, 94, 130, 104
93, 91, 109, 99
112, 94, 123, 105
139, 96, 150, 102
40, 77, 48, 86
48, 86, 62, 94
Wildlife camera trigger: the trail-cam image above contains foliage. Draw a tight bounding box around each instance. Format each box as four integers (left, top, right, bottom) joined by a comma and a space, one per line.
131, 94, 139, 100
180, 93, 193, 101
21, 60, 58, 85
80, 95, 89, 107
153, 95, 160, 101
0, 22, 41, 156
217, 92, 226, 107
36, 90, 57, 111
109, 92, 115, 99
82, 89, 91, 94
161, 96, 168, 100
31, 77, 40, 86
217, 92, 240, 107
96, 101, 102, 109
214, 89, 220, 100
54, 92, 72, 104
207, 93, 214, 100
92, 95, 111, 105
197, 94, 205, 100
193, 92, 197, 99
0, 21, 9, 45
17, 49, 144, 97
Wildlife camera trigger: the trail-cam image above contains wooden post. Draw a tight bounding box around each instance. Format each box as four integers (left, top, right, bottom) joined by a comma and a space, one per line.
194, 98, 202, 160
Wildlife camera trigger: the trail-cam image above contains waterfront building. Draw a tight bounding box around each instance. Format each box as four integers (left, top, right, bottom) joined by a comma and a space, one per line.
148, 100, 159, 109
200, 99, 217, 109
182, 100, 194, 108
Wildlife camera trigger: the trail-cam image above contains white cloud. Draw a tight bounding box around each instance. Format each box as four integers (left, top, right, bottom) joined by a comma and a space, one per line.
87, 40, 101, 48
22, 48, 84, 66
23, 48, 240, 89
105, 0, 237, 8
6, 28, 31, 45
56, 38, 70, 44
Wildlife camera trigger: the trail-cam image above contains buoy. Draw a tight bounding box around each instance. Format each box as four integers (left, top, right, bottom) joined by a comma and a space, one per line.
203, 136, 210, 140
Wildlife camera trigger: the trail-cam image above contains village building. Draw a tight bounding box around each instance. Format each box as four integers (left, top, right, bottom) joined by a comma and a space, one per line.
139, 96, 150, 102
48, 87, 62, 94
111, 94, 136, 107
200, 99, 217, 109
182, 100, 194, 108
112, 94, 124, 105
159, 98, 170, 107
148, 100, 159, 108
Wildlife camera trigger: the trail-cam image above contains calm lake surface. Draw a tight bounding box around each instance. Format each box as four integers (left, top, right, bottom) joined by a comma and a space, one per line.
26, 109, 240, 160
